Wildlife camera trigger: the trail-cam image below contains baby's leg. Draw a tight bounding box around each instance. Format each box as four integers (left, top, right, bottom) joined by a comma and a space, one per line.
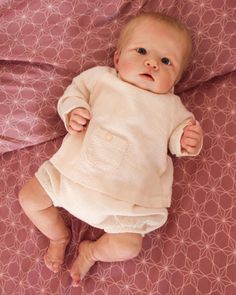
19, 176, 71, 273
70, 233, 142, 285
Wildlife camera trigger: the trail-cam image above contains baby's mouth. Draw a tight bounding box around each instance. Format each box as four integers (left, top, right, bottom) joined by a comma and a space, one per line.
139, 73, 154, 81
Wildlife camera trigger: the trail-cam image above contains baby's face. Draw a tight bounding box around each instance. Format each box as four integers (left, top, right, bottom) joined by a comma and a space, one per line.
114, 20, 190, 94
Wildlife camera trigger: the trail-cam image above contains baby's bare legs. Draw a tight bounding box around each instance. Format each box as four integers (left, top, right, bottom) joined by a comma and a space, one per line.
19, 177, 70, 273
70, 233, 142, 286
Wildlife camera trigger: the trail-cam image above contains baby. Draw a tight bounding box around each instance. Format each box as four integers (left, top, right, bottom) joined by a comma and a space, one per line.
19, 12, 203, 286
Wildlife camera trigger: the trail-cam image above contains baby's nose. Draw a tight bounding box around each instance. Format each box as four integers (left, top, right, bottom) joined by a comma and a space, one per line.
144, 59, 158, 70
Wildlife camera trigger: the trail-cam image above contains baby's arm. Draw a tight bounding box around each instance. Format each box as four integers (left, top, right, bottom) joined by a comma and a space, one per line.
180, 119, 203, 154
57, 67, 104, 133
68, 107, 91, 134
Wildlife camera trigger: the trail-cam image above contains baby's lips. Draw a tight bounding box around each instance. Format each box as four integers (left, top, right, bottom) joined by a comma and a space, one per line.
139, 73, 154, 81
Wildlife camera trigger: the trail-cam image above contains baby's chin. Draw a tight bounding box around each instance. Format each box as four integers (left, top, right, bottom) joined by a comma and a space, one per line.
132, 82, 173, 95
138, 82, 175, 95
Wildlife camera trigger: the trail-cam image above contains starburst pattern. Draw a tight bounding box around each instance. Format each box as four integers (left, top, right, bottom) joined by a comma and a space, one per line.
0, 0, 236, 294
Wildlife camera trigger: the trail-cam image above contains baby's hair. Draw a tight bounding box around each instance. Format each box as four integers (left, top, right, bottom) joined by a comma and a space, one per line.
117, 12, 192, 71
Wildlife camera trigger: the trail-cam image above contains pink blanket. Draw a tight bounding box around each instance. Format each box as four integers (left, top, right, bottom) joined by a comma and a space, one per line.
0, 1, 235, 294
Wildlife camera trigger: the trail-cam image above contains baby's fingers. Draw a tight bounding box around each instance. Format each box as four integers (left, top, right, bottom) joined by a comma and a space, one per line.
183, 130, 201, 140
68, 108, 91, 134
187, 122, 202, 135
183, 145, 199, 154
69, 120, 85, 132
182, 137, 199, 148
70, 113, 88, 126
72, 108, 91, 120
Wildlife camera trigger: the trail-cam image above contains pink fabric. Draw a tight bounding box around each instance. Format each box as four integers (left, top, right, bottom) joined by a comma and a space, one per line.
0, 1, 235, 294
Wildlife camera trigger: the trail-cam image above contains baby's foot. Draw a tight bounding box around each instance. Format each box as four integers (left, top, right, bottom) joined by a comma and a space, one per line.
44, 230, 71, 273
70, 240, 96, 286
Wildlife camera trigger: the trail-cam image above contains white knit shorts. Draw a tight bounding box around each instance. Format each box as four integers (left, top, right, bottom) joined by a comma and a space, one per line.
35, 161, 168, 235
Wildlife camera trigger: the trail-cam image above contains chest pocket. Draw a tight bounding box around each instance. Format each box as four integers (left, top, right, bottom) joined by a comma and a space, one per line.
85, 126, 128, 171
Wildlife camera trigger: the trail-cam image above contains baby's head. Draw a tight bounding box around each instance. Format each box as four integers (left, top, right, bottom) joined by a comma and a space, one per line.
114, 13, 192, 94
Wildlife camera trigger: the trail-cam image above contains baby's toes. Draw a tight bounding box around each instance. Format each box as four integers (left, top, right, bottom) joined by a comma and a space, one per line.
44, 254, 62, 273
71, 270, 81, 287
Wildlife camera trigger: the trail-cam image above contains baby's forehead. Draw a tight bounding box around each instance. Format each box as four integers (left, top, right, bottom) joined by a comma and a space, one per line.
118, 15, 192, 58
133, 18, 185, 36
125, 21, 177, 46
127, 20, 187, 46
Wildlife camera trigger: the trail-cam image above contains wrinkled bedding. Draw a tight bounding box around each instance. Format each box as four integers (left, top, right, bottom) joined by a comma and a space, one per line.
0, 1, 235, 294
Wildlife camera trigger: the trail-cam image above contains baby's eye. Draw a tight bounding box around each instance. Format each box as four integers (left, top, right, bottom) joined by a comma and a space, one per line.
161, 57, 171, 65
136, 48, 147, 55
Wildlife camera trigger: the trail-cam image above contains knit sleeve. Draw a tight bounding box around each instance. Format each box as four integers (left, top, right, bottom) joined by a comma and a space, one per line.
57, 66, 104, 130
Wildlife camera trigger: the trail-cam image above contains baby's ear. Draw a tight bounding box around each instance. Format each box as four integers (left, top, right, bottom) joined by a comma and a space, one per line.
113, 50, 120, 70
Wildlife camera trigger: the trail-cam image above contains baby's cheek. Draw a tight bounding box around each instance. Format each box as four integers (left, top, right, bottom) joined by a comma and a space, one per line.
161, 73, 176, 93
118, 61, 134, 82
120, 61, 133, 74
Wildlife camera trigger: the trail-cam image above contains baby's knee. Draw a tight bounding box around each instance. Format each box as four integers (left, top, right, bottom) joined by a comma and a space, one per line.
18, 182, 33, 210
18, 177, 51, 212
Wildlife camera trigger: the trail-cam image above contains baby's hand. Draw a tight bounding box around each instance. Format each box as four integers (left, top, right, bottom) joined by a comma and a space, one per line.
180, 119, 203, 154
68, 107, 91, 134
